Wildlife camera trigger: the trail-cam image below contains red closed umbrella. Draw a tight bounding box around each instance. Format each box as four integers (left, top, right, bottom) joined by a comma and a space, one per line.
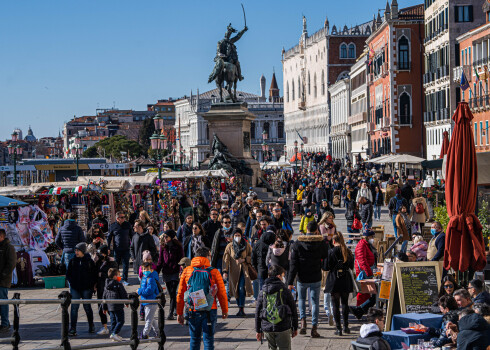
439, 130, 450, 159
444, 102, 486, 272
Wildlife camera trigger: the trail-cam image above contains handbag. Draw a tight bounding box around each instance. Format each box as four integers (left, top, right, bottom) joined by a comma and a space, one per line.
246, 262, 258, 281
349, 268, 360, 294
352, 218, 362, 230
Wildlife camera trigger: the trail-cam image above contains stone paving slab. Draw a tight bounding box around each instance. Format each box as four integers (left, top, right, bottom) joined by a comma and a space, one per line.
0, 207, 393, 350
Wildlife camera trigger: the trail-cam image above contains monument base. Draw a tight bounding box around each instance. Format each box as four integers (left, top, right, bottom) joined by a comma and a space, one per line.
203, 102, 261, 187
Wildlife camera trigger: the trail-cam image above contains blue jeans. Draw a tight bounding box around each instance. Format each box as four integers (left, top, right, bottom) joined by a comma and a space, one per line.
324, 292, 332, 316
114, 250, 130, 282
297, 281, 321, 326
400, 240, 408, 253
236, 272, 246, 307
392, 215, 398, 237
315, 203, 322, 218
0, 287, 8, 327
63, 252, 76, 270
374, 205, 381, 220
188, 309, 217, 350
109, 309, 124, 335
253, 277, 265, 300
70, 288, 94, 330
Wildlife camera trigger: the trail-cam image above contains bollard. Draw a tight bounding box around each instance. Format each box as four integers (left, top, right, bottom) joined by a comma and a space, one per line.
129, 293, 140, 350
157, 293, 166, 350
11, 293, 20, 350
58, 291, 72, 350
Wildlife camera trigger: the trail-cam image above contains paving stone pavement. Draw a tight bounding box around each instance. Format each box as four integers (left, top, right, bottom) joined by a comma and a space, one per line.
0, 206, 393, 350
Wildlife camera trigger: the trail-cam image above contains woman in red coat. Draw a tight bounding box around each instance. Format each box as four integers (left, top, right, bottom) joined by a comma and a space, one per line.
354, 230, 375, 306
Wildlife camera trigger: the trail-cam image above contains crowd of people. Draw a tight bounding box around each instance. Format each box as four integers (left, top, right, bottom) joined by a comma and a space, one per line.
0, 154, 487, 350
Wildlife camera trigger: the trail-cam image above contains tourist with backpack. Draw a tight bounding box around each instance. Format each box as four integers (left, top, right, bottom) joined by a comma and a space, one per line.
137, 262, 160, 339
388, 189, 409, 238
410, 192, 429, 231
255, 265, 298, 350
176, 247, 228, 350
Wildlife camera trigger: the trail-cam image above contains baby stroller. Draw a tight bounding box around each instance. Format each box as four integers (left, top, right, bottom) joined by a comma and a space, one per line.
332, 190, 341, 207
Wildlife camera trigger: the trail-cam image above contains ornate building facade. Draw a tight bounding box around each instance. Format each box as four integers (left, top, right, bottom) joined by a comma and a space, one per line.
281, 16, 370, 155
329, 78, 350, 159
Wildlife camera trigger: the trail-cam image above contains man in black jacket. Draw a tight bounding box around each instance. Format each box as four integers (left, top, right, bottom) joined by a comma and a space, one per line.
288, 221, 328, 338
400, 180, 414, 205
91, 207, 109, 235
130, 220, 157, 275
202, 208, 221, 243
356, 308, 391, 350
107, 211, 133, 285
255, 265, 298, 349
176, 214, 193, 243
56, 212, 85, 269
312, 182, 327, 218
0, 229, 16, 333
252, 230, 277, 292
455, 309, 490, 350
359, 197, 374, 229
66, 243, 98, 336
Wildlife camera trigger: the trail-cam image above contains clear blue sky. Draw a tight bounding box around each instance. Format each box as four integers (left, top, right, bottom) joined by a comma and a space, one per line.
0, 0, 422, 141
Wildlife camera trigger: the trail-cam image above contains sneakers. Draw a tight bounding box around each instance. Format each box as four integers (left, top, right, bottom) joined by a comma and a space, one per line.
0, 326, 10, 335
246, 301, 256, 308
328, 314, 334, 326
110, 333, 123, 342
97, 327, 109, 335
68, 329, 77, 337
167, 314, 175, 321
236, 309, 246, 318
122, 281, 130, 286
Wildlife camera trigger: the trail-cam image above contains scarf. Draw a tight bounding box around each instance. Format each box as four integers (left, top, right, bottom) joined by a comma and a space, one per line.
232, 236, 246, 259
191, 234, 206, 257
401, 212, 411, 233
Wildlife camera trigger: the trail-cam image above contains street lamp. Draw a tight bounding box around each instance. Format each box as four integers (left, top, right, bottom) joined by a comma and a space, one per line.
284, 144, 287, 160
262, 129, 268, 140
262, 141, 268, 162
150, 114, 168, 183
70, 144, 82, 178
301, 142, 304, 169
294, 140, 298, 173
8, 135, 22, 186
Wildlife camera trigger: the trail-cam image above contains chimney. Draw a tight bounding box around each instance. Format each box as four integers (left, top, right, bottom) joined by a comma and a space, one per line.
260, 74, 266, 99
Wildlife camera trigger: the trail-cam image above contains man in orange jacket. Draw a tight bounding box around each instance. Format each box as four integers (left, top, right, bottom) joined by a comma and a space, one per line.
176, 247, 228, 350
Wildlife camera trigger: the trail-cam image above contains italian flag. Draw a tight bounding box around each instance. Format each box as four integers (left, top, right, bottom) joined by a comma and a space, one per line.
474, 66, 480, 82
49, 187, 62, 195
72, 186, 83, 194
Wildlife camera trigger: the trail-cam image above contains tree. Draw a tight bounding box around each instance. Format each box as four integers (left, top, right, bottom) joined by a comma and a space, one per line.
83, 135, 144, 160
83, 146, 98, 158
139, 117, 155, 153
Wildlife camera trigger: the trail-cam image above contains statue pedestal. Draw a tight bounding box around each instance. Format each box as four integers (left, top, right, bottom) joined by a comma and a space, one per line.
203, 102, 260, 187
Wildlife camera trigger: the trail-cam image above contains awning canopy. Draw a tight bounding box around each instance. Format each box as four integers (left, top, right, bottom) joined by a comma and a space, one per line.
370, 154, 425, 164
78, 174, 157, 187
160, 170, 229, 179
0, 186, 34, 197
0, 195, 28, 208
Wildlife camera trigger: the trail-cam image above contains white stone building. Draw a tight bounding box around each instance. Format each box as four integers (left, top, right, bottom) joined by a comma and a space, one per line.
174, 76, 285, 167
349, 54, 370, 162
329, 78, 350, 159
424, 0, 485, 159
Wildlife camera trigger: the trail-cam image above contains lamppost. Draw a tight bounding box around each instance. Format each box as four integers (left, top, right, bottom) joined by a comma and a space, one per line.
7, 131, 22, 186
189, 151, 193, 170
70, 134, 82, 179
294, 140, 298, 174
301, 142, 304, 169
262, 129, 269, 163
284, 144, 287, 160
151, 114, 168, 182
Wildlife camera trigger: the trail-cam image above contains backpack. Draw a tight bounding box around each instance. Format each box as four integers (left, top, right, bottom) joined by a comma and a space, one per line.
394, 197, 404, 214
184, 267, 216, 312
415, 202, 424, 214
262, 288, 289, 325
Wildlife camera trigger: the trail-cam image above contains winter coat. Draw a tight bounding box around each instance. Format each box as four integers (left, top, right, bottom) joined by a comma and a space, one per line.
271, 215, 285, 232
0, 238, 16, 288
319, 204, 335, 218
345, 204, 361, 227
373, 191, 384, 206
156, 240, 184, 276
66, 253, 97, 292
91, 216, 109, 234
137, 271, 160, 306
230, 210, 241, 231
202, 219, 221, 243
252, 231, 277, 279
176, 223, 193, 243
266, 242, 291, 278
255, 277, 298, 333
401, 183, 414, 205
356, 187, 373, 203
384, 184, 399, 206
55, 220, 85, 254
388, 195, 409, 217
429, 310, 459, 347
356, 324, 391, 350
183, 234, 210, 260
299, 215, 315, 233
457, 313, 490, 350
95, 257, 117, 298
210, 228, 231, 268
359, 200, 374, 225
130, 231, 158, 274
355, 239, 375, 277
410, 241, 428, 260
395, 213, 411, 241
473, 291, 490, 305
323, 246, 354, 293
223, 241, 253, 299
287, 234, 329, 285
302, 190, 313, 206
312, 187, 327, 203
176, 256, 228, 315
410, 197, 429, 223
107, 221, 133, 252
281, 202, 293, 223
103, 279, 128, 311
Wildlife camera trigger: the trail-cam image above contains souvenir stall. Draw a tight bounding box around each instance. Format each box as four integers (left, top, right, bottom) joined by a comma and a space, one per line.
0, 195, 53, 287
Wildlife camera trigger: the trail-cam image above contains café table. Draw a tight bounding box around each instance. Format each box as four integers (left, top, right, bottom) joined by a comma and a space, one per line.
382, 330, 432, 349
391, 312, 443, 331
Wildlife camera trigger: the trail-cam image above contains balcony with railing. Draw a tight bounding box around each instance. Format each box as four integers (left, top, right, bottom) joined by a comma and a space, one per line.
468, 95, 490, 112
424, 65, 449, 85
348, 112, 367, 125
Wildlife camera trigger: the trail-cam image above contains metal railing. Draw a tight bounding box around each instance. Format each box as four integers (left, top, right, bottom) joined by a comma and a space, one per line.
0, 291, 166, 350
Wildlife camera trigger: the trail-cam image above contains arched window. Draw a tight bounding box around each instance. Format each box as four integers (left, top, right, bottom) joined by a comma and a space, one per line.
278, 122, 284, 139
348, 43, 356, 58
250, 122, 256, 139
398, 36, 410, 70
263, 122, 270, 137
321, 70, 325, 95
314, 73, 317, 97
308, 72, 311, 95
340, 44, 347, 58
292, 80, 295, 100
286, 82, 290, 102
399, 92, 411, 125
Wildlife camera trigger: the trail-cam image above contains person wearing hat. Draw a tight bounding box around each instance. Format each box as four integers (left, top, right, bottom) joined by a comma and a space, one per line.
94, 245, 117, 335
66, 242, 98, 336
156, 230, 184, 320
299, 208, 315, 234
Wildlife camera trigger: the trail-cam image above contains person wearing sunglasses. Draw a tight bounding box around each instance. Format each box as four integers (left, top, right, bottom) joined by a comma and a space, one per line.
202, 208, 221, 244
210, 215, 233, 271
183, 223, 209, 260
107, 211, 134, 285
438, 275, 461, 299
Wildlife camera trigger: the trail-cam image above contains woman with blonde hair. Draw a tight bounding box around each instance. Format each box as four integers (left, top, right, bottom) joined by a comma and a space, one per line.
138, 210, 151, 227
318, 211, 336, 239
323, 232, 354, 336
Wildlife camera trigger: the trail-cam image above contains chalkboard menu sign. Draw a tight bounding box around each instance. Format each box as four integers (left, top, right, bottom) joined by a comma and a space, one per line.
385, 262, 442, 331
398, 265, 439, 313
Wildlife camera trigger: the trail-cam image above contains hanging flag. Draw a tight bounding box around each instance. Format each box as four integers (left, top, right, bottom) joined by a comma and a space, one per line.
474, 66, 480, 82
72, 186, 83, 194
483, 65, 489, 80
49, 187, 62, 195
460, 70, 469, 91
368, 47, 375, 66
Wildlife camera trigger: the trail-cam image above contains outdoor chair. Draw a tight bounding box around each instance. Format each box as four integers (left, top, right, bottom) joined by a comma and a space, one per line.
350, 341, 371, 350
